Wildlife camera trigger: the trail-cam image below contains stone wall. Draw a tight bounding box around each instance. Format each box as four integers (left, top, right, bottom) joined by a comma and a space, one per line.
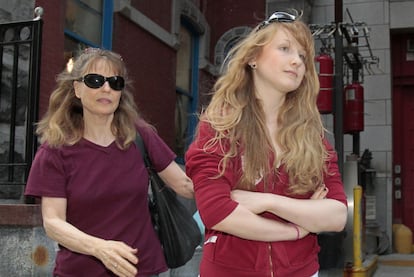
0, 226, 56, 276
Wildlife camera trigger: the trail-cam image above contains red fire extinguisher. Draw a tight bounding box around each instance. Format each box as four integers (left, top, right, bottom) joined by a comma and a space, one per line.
315, 53, 334, 114
343, 82, 364, 134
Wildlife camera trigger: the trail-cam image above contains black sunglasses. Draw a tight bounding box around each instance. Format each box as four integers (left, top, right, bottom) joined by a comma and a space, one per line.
257, 11, 299, 31
78, 73, 125, 91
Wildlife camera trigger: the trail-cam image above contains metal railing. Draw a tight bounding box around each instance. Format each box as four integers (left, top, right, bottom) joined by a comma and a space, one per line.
0, 8, 43, 203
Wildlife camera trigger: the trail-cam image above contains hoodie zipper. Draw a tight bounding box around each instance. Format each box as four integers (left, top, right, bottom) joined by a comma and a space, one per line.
269, 243, 274, 277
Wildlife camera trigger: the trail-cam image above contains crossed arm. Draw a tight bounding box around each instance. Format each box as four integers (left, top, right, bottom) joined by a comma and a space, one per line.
229, 187, 347, 233
210, 184, 347, 242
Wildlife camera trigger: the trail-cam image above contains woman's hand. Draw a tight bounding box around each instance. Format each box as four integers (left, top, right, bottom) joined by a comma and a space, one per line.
311, 184, 328, 200
94, 240, 138, 277
42, 197, 138, 277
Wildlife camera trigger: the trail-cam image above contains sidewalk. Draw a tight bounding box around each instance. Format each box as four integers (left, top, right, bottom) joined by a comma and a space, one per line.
160, 252, 414, 277
375, 253, 414, 277
320, 254, 414, 277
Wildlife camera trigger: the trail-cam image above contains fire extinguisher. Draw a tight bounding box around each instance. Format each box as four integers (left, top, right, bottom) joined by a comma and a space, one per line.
315, 53, 334, 114
343, 82, 364, 134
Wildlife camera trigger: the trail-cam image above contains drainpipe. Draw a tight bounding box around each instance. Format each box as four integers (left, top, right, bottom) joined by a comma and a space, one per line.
334, 0, 344, 175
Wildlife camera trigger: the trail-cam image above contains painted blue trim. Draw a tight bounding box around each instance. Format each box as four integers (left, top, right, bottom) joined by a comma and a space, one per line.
175, 156, 185, 165
64, 30, 99, 48
174, 20, 200, 164
176, 86, 192, 98
102, 0, 113, 49
187, 35, 199, 145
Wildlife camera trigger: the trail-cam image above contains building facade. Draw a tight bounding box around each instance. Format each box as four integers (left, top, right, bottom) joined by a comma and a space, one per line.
1, 0, 414, 275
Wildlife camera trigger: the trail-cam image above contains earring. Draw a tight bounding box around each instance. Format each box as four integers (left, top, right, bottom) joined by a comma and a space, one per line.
249, 63, 257, 69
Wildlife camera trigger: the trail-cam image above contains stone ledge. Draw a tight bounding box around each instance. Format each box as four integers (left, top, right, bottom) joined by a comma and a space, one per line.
0, 204, 42, 226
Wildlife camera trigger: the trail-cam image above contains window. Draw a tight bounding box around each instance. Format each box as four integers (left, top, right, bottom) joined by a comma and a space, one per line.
65, 0, 103, 46
214, 26, 251, 69
175, 22, 199, 164
64, 0, 113, 62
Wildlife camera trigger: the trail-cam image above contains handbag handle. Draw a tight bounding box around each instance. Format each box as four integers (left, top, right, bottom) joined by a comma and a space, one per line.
135, 132, 166, 188
134, 132, 149, 167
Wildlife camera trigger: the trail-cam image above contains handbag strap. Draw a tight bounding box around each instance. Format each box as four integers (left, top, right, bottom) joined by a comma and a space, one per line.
135, 131, 167, 187
135, 131, 166, 195
135, 132, 151, 168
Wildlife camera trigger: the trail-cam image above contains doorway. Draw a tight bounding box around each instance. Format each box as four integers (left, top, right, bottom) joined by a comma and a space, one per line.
392, 32, 414, 232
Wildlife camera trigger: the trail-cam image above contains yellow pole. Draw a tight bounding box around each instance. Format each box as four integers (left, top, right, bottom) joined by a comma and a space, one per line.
344, 185, 377, 276
353, 185, 363, 268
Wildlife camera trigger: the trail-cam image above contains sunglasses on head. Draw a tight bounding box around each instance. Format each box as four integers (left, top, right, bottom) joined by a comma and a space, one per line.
257, 10, 300, 31
78, 73, 125, 91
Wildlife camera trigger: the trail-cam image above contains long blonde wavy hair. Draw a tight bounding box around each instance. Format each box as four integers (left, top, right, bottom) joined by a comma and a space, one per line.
203, 20, 329, 195
36, 48, 139, 149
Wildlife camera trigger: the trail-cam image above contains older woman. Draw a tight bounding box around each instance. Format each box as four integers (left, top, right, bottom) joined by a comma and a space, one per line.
25, 48, 193, 277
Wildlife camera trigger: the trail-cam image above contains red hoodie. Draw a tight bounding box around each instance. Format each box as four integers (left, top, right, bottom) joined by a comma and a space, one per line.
185, 121, 347, 277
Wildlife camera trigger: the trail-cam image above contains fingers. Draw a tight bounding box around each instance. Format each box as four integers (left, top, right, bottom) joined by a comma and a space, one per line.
311, 184, 328, 200
321, 184, 329, 198
105, 253, 138, 277
109, 257, 138, 277
97, 241, 138, 277
120, 246, 139, 265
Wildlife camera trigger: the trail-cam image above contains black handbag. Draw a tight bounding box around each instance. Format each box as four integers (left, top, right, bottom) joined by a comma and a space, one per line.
135, 132, 202, 268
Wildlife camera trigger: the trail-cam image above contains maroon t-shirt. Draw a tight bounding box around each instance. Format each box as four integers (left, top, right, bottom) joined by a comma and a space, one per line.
25, 124, 175, 277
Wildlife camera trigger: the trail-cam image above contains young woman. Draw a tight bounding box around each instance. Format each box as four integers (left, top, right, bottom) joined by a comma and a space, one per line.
185, 11, 347, 277
25, 48, 194, 277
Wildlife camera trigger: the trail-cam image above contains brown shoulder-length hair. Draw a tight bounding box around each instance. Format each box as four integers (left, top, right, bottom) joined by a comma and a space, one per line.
202, 19, 329, 195
36, 48, 139, 149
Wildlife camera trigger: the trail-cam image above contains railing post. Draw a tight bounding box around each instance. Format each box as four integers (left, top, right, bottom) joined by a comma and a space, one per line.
353, 185, 363, 268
